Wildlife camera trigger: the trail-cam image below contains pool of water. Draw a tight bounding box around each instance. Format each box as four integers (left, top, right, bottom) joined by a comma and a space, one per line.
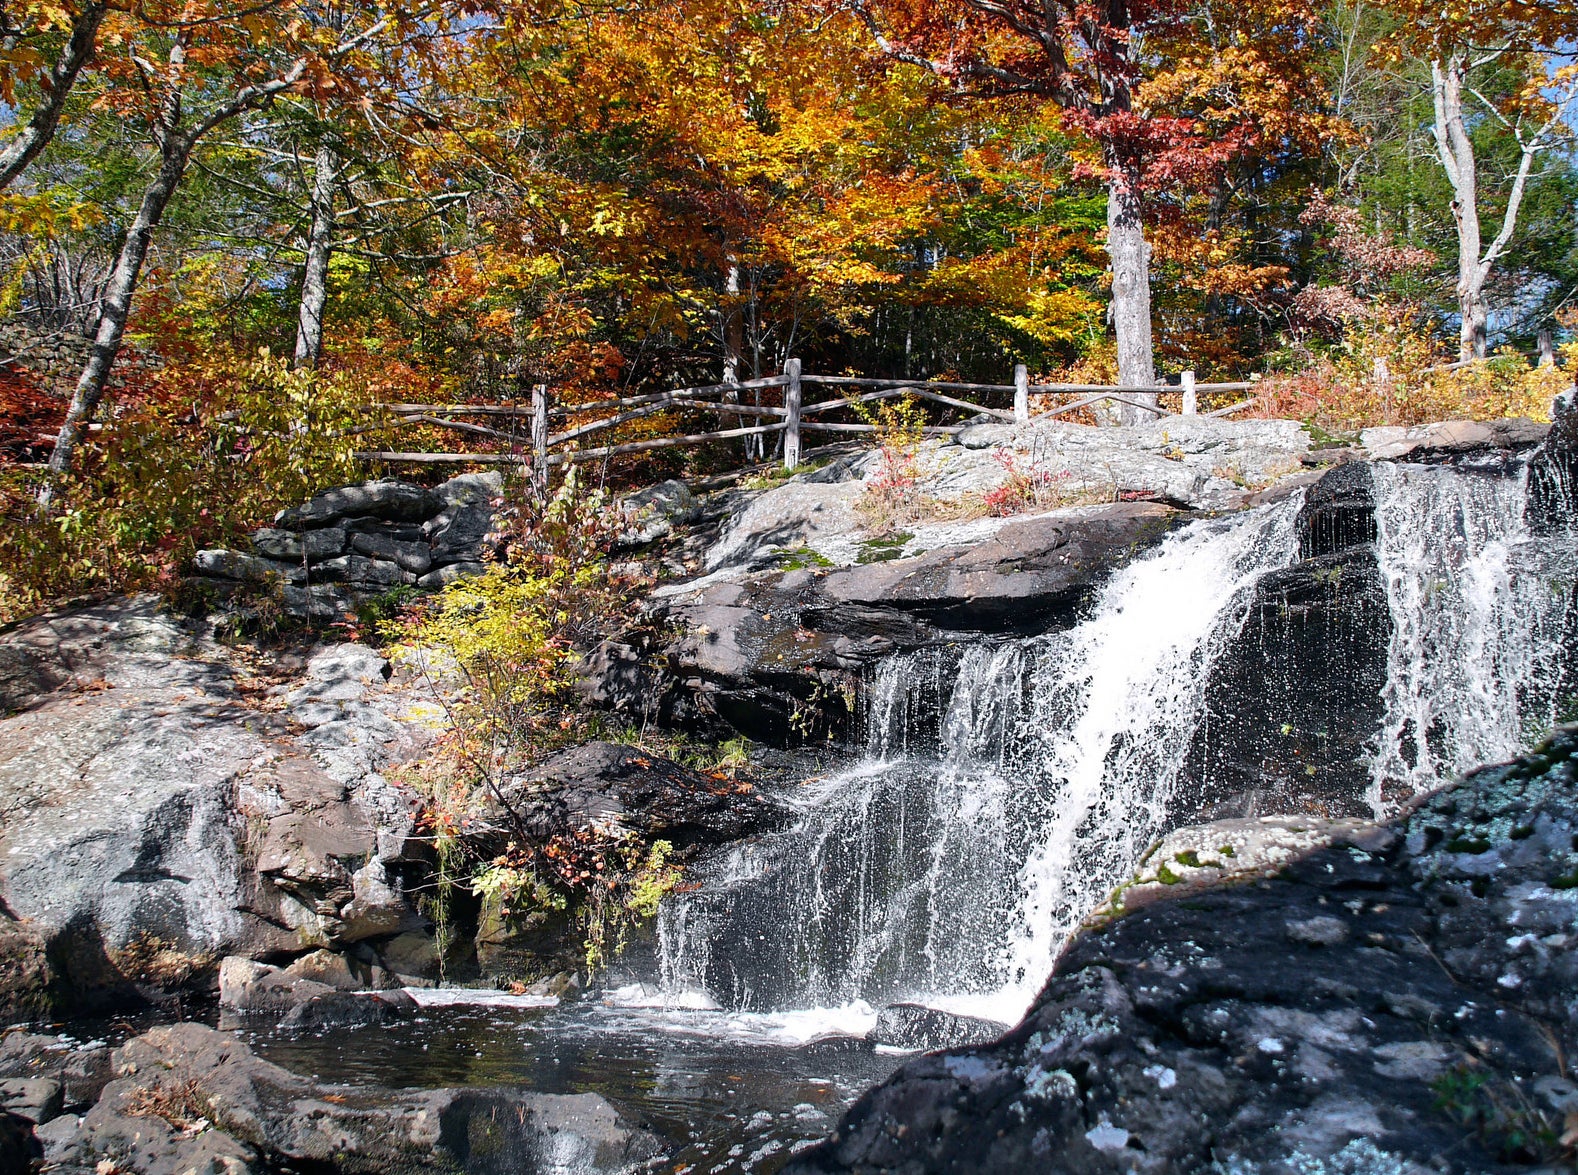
243, 986, 910, 1172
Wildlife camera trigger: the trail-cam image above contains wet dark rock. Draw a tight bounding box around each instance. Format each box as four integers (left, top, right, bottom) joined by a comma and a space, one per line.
0, 1032, 115, 1111
31, 1022, 662, 1174
1530, 389, 1578, 533
0, 1111, 39, 1174
789, 728, 1578, 1175
866, 1005, 1005, 1052
276, 985, 417, 1031
1295, 460, 1376, 560
499, 740, 785, 850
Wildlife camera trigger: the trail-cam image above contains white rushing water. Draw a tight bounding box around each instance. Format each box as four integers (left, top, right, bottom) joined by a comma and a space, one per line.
1366, 461, 1577, 811
656, 460, 1578, 1026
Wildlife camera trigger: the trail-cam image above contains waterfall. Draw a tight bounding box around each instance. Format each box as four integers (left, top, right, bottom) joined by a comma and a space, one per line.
659, 496, 1303, 1021
656, 459, 1578, 1024
1366, 461, 1578, 810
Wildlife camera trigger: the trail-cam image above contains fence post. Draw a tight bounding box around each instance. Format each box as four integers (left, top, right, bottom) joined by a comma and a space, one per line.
1013, 364, 1029, 423
531, 383, 549, 494
1181, 369, 1197, 416
783, 357, 802, 470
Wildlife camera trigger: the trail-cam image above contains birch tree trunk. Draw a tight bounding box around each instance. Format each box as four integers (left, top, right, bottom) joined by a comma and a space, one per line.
1430, 52, 1541, 362
0, 2, 107, 190
1107, 168, 1158, 424
293, 144, 338, 370
42, 137, 193, 496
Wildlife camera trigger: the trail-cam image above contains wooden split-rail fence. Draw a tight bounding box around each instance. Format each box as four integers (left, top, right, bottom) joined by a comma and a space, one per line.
354, 361, 1259, 476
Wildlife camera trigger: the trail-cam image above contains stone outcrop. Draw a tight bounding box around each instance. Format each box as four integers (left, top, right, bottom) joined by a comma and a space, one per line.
584, 501, 1185, 742
789, 729, 1578, 1175
0, 599, 435, 1015
190, 473, 503, 620
3, 1023, 661, 1174
497, 740, 786, 850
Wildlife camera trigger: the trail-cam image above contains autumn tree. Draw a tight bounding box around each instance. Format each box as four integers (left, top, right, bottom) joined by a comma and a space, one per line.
0, 1, 109, 190
846, 0, 1332, 414
34, 1, 477, 500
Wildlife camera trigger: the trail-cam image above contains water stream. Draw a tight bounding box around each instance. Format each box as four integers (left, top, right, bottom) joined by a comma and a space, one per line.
250, 458, 1578, 1172
658, 459, 1578, 1026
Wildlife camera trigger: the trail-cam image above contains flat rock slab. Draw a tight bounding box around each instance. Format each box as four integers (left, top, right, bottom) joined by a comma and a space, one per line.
790, 727, 1578, 1175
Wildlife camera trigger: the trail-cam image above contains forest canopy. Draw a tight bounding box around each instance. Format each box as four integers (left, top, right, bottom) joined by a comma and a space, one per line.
0, 0, 1575, 614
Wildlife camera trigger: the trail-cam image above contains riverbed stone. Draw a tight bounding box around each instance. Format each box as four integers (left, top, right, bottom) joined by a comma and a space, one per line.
40, 1022, 664, 1174
866, 1005, 1006, 1052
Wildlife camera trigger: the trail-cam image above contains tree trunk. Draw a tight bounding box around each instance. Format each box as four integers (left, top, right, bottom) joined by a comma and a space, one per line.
42, 138, 192, 496
722, 259, 756, 458
1107, 169, 1157, 424
1429, 51, 1541, 363
0, 2, 107, 190
292, 144, 338, 370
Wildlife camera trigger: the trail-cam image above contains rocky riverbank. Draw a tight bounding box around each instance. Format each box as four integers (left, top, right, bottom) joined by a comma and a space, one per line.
0, 597, 776, 1021
0, 1022, 661, 1174
788, 728, 1578, 1175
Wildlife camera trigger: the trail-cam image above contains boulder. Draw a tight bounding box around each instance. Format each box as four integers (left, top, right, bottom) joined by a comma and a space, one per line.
499, 741, 784, 849
311, 553, 416, 587
282, 946, 400, 991
276, 986, 417, 1031
251, 526, 347, 562
436, 470, 504, 506
218, 955, 338, 1015
46, 1022, 662, 1174
348, 530, 433, 575
618, 479, 701, 546
425, 499, 495, 566
418, 560, 489, 589
276, 479, 442, 528
789, 728, 1578, 1175
816, 502, 1180, 628
1362, 416, 1551, 462
0, 1077, 63, 1125
0, 608, 428, 1013
191, 548, 286, 582
866, 1004, 1005, 1052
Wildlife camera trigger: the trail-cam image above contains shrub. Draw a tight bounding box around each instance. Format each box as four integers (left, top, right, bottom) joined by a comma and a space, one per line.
0, 352, 386, 623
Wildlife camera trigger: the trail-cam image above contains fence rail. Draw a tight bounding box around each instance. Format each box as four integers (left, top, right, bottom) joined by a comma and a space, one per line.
353, 361, 1260, 474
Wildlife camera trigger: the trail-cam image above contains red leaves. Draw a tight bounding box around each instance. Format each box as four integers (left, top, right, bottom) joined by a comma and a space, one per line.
0, 363, 64, 465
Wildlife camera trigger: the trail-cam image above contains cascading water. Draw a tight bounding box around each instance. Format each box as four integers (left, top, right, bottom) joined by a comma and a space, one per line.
1366, 460, 1578, 810
660, 495, 1304, 1022
657, 458, 1578, 1026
